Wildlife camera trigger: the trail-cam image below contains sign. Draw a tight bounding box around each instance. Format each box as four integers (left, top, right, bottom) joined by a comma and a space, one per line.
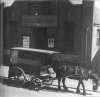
23, 36, 30, 48
22, 15, 57, 27
48, 38, 54, 48
10, 50, 18, 64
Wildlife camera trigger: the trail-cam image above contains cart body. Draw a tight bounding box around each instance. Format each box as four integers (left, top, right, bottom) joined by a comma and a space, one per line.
8, 47, 59, 79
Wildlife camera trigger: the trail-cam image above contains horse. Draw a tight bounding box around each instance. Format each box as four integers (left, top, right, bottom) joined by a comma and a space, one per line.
51, 59, 100, 95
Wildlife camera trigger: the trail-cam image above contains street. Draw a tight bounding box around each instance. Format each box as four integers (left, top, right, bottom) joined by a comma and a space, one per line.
0, 78, 100, 97
0, 66, 100, 97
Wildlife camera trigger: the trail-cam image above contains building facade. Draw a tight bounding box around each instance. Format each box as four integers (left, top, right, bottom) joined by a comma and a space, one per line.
3, 0, 100, 74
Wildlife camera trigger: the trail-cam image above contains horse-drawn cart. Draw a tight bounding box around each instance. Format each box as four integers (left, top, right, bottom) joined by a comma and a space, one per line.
8, 47, 99, 93
8, 47, 59, 90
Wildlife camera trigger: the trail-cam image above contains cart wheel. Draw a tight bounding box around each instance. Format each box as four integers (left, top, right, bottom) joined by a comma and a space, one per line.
34, 82, 41, 91
11, 67, 26, 85
31, 77, 41, 91
43, 76, 53, 86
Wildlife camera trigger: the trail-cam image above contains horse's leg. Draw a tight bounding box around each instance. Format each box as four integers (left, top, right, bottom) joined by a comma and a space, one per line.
58, 78, 61, 90
76, 80, 81, 93
80, 80, 86, 95
62, 78, 68, 91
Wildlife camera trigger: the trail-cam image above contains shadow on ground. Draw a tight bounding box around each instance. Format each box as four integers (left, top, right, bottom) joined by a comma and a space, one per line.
0, 77, 100, 96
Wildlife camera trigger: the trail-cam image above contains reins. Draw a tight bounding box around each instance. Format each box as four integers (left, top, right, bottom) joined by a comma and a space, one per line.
51, 74, 83, 80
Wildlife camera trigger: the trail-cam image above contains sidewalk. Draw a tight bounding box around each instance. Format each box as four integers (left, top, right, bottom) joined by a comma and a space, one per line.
0, 65, 9, 78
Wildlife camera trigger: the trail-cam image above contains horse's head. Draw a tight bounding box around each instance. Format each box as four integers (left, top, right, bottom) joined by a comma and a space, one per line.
92, 74, 100, 91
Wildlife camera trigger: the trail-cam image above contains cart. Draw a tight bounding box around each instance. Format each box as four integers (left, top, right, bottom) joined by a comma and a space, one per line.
8, 47, 59, 90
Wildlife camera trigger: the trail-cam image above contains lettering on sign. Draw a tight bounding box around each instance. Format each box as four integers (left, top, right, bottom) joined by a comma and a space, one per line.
23, 36, 30, 48
22, 15, 57, 27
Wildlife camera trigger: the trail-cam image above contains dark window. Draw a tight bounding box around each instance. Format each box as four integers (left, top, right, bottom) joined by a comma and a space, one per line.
97, 29, 100, 46
64, 22, 74, 51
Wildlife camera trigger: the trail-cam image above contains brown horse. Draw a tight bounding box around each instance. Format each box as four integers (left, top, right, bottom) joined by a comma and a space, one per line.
51, 60, 99, 95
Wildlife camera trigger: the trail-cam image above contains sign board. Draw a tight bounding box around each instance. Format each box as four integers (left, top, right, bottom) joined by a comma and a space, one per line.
22, 15, 57, 27
10, 50, 18, 64
48, 38, 54, 48
23, 36, 30, 48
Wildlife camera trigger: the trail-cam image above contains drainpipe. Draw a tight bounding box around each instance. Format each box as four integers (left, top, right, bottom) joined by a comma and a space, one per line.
0, 3, 4, 66
85, 26, 89, 66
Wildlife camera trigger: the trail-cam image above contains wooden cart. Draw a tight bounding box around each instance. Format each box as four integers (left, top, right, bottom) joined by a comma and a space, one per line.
8, 47, 59, 90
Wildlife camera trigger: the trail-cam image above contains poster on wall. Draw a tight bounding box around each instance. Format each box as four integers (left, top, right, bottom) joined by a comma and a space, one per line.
23, 36, 30, 48
48, 38, 54, 48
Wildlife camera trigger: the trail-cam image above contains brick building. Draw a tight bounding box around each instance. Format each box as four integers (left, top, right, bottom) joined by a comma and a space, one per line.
3, 0, 100, 74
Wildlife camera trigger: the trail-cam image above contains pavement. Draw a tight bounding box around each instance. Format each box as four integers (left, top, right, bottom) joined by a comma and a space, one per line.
0, 65, 99, 91
0, 65, 9, 78
0, 65, 100, 97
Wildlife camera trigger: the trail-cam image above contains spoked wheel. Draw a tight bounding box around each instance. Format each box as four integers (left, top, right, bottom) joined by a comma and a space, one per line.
31, 77, 42, 91
10, 67, 26, 86
34, 82, 41, 91
43, 76, 53, 86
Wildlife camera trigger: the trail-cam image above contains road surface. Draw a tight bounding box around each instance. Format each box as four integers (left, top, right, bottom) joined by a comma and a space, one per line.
0, 78, 100, 97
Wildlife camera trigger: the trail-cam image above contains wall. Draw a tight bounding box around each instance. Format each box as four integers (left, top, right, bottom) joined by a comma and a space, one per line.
3, 2, 22, 65
56, 0, 82, 54
91, 1, 100, 75
20, 1, 57, 50
80, 1, 94, 66
0, 3, 4, 65
3, 0, 86, 65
